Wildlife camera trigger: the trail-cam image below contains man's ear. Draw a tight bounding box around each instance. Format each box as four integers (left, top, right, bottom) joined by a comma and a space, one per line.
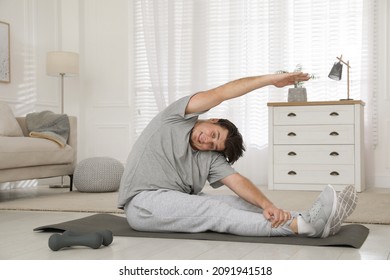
209, 118, 219, 123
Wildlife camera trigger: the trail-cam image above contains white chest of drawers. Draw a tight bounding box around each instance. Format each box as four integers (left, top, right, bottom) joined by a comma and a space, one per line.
268, 101, 365, 192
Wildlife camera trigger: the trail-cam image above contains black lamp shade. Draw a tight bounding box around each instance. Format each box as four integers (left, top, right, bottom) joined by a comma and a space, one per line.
328, 61, 343, 81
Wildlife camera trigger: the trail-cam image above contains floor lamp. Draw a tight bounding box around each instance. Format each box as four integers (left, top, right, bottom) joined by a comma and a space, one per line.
46, 51, 79, 188
46, 51, 79, 113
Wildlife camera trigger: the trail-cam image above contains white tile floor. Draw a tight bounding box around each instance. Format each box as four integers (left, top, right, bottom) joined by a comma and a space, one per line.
0, 210, 389, 260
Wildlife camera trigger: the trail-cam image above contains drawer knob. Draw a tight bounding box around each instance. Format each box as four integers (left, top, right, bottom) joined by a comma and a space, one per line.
287, 112, 297, 117
330, 171, 340, 176
288, 171, 297, 175
288, 151, 297, 156
329, 151, 339, 156
329, 131, 339, 136
287, 132, 297, 137
329, 112, 339, 116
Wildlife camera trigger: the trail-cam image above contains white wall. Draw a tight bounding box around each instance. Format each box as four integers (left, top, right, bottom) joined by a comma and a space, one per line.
0, 0, 133, 188
0, 0, 389, 189
79, 0, 134, 163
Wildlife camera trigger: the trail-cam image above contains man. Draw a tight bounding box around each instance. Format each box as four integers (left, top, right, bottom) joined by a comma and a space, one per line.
118, 72, 357, 238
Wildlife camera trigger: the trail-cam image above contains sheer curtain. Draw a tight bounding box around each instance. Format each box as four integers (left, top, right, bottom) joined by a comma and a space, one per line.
132, 0, 378, 184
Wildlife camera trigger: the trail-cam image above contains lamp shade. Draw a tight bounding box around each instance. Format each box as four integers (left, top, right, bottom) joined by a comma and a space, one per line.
46, 51, 79, 76
328, 61, 343, 81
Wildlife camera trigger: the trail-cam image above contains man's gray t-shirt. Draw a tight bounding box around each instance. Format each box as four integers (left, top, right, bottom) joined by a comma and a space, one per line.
118, 95, 237, 209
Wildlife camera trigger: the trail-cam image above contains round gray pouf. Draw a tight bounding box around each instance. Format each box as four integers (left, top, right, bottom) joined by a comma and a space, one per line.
74, 157, 124, 193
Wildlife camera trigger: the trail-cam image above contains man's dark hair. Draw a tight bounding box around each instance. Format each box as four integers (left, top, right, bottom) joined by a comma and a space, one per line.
216, 119, 245, 164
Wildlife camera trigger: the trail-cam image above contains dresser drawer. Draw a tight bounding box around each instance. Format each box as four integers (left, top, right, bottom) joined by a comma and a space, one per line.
273, 164, 355, 184
273, 125, 354, 144
273, 145, 355, 165
273, 105, 354, 125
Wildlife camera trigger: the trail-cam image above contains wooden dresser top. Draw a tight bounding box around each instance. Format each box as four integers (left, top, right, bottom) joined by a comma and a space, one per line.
267, 100, 365, 107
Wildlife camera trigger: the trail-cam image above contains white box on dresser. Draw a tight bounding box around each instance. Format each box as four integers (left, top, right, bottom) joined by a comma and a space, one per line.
268, 100, 365, 192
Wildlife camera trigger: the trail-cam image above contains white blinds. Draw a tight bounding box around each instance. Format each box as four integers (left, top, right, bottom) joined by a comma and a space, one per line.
132, 0, 377, 149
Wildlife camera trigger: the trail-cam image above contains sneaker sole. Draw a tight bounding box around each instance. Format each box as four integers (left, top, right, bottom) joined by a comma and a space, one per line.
329, 185, 358, 236
320, 184, 338, 238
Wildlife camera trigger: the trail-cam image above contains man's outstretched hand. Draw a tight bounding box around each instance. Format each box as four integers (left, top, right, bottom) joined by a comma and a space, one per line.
263, 204, 292, 228
271, 72, 310, 88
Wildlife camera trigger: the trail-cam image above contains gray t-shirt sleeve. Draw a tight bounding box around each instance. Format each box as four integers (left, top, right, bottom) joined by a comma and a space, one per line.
207, 153, 237, 188
162, 94, 208, 122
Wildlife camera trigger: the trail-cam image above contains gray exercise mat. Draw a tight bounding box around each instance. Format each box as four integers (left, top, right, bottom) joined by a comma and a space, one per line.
33, 213, 369, 248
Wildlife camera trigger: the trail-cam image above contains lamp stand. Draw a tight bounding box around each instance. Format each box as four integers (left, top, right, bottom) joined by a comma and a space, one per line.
50, 72, 69, 189
60, 73, 65, 114
336, 55, 352, 100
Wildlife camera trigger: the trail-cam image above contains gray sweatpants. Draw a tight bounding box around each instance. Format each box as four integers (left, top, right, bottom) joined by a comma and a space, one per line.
125, 189, 297, 237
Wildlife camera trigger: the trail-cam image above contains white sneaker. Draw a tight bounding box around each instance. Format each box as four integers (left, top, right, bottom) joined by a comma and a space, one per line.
329, 185, 358, 236
300, 184, 337, 238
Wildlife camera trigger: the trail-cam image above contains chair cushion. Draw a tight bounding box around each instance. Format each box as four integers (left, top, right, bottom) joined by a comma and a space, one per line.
74, 157, 124, 193
0, 136, 74, 169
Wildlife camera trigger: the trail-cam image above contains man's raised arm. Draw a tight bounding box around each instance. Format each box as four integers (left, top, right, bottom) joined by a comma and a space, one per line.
185, 72, 310, 115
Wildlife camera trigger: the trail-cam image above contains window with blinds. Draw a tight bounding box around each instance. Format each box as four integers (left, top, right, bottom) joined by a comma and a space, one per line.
132, 0, 377, 149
